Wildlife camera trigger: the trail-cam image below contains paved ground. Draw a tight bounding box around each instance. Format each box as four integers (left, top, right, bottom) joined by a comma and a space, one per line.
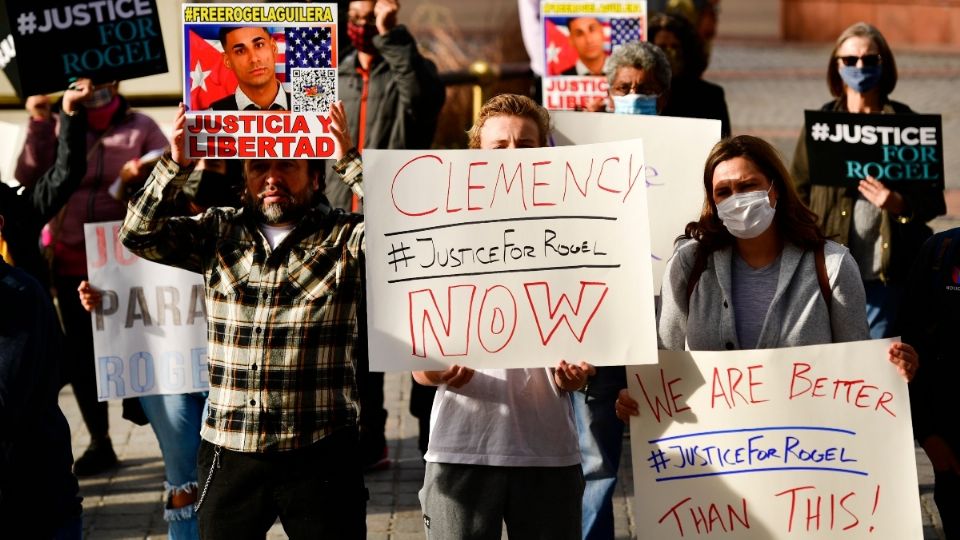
62, 369, 945, 540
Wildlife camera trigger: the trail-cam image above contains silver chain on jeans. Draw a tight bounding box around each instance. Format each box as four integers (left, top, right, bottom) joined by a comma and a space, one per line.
194, 445, 222, 512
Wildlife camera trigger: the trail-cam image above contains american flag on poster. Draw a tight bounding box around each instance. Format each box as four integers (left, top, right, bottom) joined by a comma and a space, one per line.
606, 18, 644, 51
285, 26, 333, 68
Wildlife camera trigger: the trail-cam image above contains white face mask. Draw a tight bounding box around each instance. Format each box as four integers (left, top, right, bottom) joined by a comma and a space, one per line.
716, 186, 776, 239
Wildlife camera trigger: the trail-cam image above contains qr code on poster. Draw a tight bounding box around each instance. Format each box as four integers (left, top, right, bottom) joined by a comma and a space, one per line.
290, 68, 337, 113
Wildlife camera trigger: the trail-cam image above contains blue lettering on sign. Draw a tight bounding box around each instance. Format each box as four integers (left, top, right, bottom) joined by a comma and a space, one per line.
129, 351, 155, 393
647, 426, 866, 482
97, 355, 125, 399
61, 16, 161, 76
98, 347, 210, 399
192, 347, 209, 389
163, 350, 187, 392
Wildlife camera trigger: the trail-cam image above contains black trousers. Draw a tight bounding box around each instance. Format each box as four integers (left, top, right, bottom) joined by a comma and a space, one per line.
935, 470, 959, 539
56, 275, 109, 441
196, 427, 368, 540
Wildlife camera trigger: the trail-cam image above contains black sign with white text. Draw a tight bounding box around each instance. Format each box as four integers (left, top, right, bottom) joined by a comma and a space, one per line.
804, 110, 944, 190
1, 0, 167, 97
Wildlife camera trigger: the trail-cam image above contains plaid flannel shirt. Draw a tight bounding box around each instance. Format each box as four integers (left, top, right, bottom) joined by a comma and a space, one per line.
120, 151, 365, 452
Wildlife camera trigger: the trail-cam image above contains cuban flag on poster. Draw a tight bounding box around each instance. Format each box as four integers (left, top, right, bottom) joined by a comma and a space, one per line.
184, 26, 288, 111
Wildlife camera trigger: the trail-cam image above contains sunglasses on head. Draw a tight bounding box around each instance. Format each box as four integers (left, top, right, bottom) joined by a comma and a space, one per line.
837, 54, 881, 67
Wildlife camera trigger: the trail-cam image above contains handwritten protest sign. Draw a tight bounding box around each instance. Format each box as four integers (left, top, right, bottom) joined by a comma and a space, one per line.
551, 112, 720, 289
85, 222, 208, 401
363, 140, 657, 371
182, 3, 338, 159
0, 0, 167, 97
541, 1, 647, 110
627, 340, 922, 539
804, 110, 944, 190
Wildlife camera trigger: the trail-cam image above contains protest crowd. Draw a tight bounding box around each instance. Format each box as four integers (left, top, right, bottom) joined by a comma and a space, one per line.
0, 1, 957, 539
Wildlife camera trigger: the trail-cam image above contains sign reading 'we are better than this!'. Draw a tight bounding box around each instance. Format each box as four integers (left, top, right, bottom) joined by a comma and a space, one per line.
363, 140, 657, 372
627, 339, 922, 539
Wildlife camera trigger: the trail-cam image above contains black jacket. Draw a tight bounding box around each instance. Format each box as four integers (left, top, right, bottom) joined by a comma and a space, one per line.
662, 76, 731, 137
0, 109, 86, 287
325, 24, 445, 212
0, 261, 82, 535
901, 228, 960, 452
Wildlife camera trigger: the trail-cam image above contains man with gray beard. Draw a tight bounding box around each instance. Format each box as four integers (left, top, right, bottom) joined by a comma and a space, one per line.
119, 101, 368, 539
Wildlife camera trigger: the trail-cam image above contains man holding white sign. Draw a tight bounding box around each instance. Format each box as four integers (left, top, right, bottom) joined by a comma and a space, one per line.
119, 101, 366, 539
411, 94, 594, 539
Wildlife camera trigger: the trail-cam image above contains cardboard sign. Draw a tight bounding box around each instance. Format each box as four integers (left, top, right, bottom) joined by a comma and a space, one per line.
363, 140, 657, 372
541, 1, 648, 110
182, 3, 339, 159
0, 0, 166, 97
551, 112, 720, 290
85, 222, 209, 401
804, 110, 944, 189
627, 340, 922, 539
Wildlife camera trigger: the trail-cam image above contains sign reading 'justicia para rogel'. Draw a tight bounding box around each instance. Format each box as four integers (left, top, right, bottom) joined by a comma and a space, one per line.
0, 0, 167, 96
804, 110, 944, 190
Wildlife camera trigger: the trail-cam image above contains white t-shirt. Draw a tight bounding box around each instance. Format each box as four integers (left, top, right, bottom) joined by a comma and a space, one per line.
259, 223, 293, 250
424, 368, 581, 467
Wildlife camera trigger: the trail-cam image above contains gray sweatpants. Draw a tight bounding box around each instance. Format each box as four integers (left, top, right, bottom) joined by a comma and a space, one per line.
418, 462, 584, 540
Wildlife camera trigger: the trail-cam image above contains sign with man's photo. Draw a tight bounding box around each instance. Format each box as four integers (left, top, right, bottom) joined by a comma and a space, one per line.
182, 2, 339, 159
804, 110, 944, 190
540, 1, 647, 111
0, 0, 167, 97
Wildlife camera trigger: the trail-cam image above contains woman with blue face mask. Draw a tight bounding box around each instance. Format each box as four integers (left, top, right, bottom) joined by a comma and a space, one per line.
614, 134, 920, 416
791, 22, 946, 341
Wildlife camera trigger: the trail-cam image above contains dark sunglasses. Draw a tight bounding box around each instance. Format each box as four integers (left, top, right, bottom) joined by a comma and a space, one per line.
837, 54, 882, 67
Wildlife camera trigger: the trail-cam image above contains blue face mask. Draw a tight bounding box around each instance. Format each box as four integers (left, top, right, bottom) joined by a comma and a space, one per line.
839, 65, 882, 94
612, 93, 658, 115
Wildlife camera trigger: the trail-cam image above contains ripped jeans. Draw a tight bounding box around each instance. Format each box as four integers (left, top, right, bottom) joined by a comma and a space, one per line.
139, 392, 207, 540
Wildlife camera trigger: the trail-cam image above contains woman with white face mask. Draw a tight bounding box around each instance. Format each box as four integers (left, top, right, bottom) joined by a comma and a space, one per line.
614, 135, 920, 419
791, 22, 946, 340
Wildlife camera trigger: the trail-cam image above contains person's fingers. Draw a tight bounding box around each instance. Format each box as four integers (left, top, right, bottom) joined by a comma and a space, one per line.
618, 388, 640, 411
888, 343, 918, 381
439, 364, 460, 382
446, 366, 474, 388
578, 362, 596, 377
614, 390, 640, 421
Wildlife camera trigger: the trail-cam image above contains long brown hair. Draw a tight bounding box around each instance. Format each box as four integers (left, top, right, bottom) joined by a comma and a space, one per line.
682, 135, 826, 254
827, 22, 898, 99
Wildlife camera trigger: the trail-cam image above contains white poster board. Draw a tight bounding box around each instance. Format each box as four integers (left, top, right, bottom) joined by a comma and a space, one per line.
364, 140, 657, 371
551, 111, 720, 290
85, 222, 209, 400
627, 339, 922, 539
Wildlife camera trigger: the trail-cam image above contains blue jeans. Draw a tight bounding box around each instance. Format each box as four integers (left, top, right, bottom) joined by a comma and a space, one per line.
572, 366, 626, 540
864, 280, 902, 339
140, 392, 207, 540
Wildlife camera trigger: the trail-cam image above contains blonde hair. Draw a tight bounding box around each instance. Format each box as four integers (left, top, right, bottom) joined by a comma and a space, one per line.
467, 93, 550, 149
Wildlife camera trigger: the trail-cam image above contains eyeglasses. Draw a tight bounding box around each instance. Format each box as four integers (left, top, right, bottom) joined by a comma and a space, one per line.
837, 54, 882, 67
610, 83, 660, 96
